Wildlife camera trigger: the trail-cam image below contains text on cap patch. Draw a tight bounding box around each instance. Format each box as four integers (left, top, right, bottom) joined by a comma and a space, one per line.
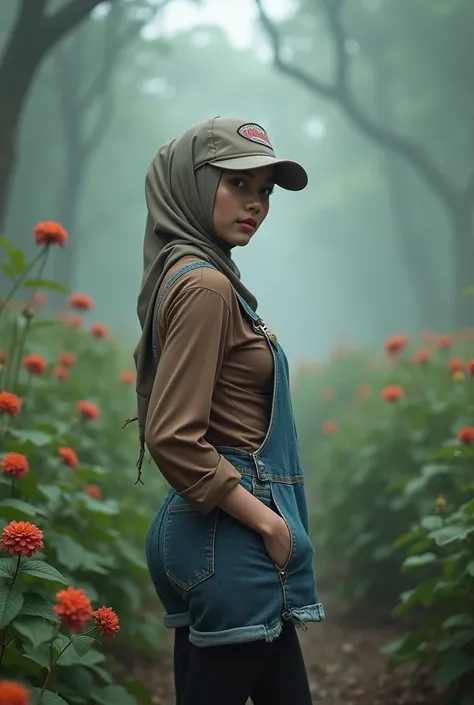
237, 123, 273, 149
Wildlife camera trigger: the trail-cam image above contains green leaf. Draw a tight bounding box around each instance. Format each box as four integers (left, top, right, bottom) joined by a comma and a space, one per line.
81, 496, 119, 515
24, 278, 69, 293
23, 642, 51, 670
0, 557, 17, 578
442, 614, 474, 630
402, 553, 438, 571
12, 616, 55, 648
0, 498, 41, 519
72, 635, 96, 657
9, 428, 53, 447
116, 540, 147, 570
92, 685, 137, 705
434, 650, 474, 688
122, 680, 153, 704
433, 525, 474, 546
420, 515, 443, 531
466, 561, 474, 577
49, 533, 86, 571
9, 248, 26, 274
0, 583, 24, 628
31, 687, 69, 705
21, 560, 68, 584
20, 593, 59, 622
30, 320, 62, 330
463, 285, 474, 296
1, 262, 16, 279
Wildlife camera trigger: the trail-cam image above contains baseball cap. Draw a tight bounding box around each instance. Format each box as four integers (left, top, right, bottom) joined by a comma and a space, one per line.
194, 116, 308, 191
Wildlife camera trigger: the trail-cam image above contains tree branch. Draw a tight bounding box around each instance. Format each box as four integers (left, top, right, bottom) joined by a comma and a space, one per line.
44, 0, 116, 47
255, 0, 458, 212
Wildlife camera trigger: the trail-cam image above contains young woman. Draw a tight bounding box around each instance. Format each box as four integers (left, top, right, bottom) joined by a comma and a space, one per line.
134, 117, 324, 705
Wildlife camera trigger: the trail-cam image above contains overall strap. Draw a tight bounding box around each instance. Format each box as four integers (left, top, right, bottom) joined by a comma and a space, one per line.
152, 261, 215, 367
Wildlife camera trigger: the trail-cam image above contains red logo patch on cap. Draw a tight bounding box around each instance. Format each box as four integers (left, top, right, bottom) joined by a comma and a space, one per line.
237, 123, 273, 149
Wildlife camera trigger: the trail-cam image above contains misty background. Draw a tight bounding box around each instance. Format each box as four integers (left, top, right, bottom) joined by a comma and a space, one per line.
1, 0, 473, 365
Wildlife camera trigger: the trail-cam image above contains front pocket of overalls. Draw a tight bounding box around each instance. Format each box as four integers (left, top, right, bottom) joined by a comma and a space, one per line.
164, 505, 218, 591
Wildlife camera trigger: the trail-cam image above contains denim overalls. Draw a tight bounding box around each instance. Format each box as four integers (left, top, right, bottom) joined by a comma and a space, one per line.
146, 261, 325, 647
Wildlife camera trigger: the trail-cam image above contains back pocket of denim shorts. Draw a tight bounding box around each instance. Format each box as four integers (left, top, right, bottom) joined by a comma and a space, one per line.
164, 505, 218, 591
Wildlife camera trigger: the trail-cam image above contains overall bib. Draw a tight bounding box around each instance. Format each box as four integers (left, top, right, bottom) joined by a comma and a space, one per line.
146, 262, 325, 647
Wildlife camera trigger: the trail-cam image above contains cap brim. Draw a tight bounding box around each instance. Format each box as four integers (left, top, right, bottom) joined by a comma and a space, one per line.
209, 155, 308, 191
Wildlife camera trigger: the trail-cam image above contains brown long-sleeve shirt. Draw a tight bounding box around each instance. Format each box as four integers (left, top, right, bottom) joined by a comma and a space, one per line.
144, 257, 273, 515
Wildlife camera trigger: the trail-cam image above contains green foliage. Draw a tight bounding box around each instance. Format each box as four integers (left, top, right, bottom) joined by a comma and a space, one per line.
0, 235, 166, 702
294, 334, 474, 700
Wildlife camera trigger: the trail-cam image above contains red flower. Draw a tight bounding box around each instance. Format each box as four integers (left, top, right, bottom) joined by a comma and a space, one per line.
77, 400, 100, 420
381, 385, 404, 403
447, 357, 464, 374
32, 291, 47, 307
466, 359, 474, 376
0, 350, 7, 362
120, 370, 136, 384
1, 453, 29, 479
53, 587, 92, 632
58, 352, 76, 367
0, 392, 21, 416
85, 484, 101, 500
67, 293, 94, 311
90, 323, 109, 339
458, 427, 474, 445
0, 680, 31, 705
58, 447, 79, 469
92, 606, 120, 637
0, 521, 44, 558
384, 334, 408, 357
53, 365, 69, 381
436, 334, 452, 350
34, 220, 68, 247
410, 348, 431, 365
322, 420, 338, 436
23, 354, 47, 376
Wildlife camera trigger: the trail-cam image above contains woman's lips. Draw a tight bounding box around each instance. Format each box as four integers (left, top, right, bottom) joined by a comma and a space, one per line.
237, 219, 257, 233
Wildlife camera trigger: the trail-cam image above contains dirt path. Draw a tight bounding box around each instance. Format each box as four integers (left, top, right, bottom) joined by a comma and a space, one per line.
127, 603, 439, 705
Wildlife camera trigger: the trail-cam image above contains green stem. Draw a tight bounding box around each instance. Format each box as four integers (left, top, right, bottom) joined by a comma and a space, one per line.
0, 555, 22, 666
10, 318, 32, 397
0, 248, 47, 320
38, 629, 72, 704
2, 318, 19, 391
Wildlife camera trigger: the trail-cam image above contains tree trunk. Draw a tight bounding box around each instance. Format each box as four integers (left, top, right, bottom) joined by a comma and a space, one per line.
452, 206, 474, 326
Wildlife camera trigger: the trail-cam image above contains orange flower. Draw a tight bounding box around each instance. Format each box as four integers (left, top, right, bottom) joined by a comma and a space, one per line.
384, 334, 408, 357
53, 365, 69, 381
67, 293, 94, 311
32, 291, 47, 307
0, 350, 7, 362
23, 354, 47, 376
321, 387, 336, 403
1, 453, 29, 479
436, 334, 452, 350
58, 352, 76, 367
0, 392, 21, 416
120, 370, 136, 384
85, 484, 101, 500
322, 420, 338, 436
447, 357, 464, 374
34, 220, 68, 247
58, 447, 79, 469
381, 385, 404, 403
0, 680, 31, 705
466, 359, 474, 376
410, 348, 431, 365
90, 323, 109, 339
53, 586, 92, 632
77, 400, 100, 420
92, 606, 120, 637
0, 520, 44, 558
458, 427, 474, 445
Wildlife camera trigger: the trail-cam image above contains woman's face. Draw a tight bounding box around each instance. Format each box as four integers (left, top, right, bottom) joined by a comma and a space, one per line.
213, 165, 275, 247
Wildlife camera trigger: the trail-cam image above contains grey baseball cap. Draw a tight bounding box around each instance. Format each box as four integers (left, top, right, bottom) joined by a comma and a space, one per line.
193, 116, 308, 191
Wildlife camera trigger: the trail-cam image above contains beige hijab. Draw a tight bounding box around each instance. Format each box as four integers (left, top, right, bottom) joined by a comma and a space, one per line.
131, 121, 258, 481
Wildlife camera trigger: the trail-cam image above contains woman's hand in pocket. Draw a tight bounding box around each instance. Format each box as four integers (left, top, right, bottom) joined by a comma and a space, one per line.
262, 515, 292, 570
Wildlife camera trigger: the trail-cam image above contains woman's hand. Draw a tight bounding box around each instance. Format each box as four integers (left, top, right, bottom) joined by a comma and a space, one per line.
262, 514, 292, 570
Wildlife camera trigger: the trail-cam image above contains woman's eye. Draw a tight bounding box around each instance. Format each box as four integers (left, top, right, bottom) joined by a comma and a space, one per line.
262, 187, 274, 197
231, 178, 245, 188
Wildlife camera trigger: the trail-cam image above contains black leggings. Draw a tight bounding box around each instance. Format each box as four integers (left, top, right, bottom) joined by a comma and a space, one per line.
173, 620, 313, 705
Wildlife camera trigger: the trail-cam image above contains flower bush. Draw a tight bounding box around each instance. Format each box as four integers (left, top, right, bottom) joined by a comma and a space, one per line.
0, 227, 168, 703
292, 330, 474, 702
